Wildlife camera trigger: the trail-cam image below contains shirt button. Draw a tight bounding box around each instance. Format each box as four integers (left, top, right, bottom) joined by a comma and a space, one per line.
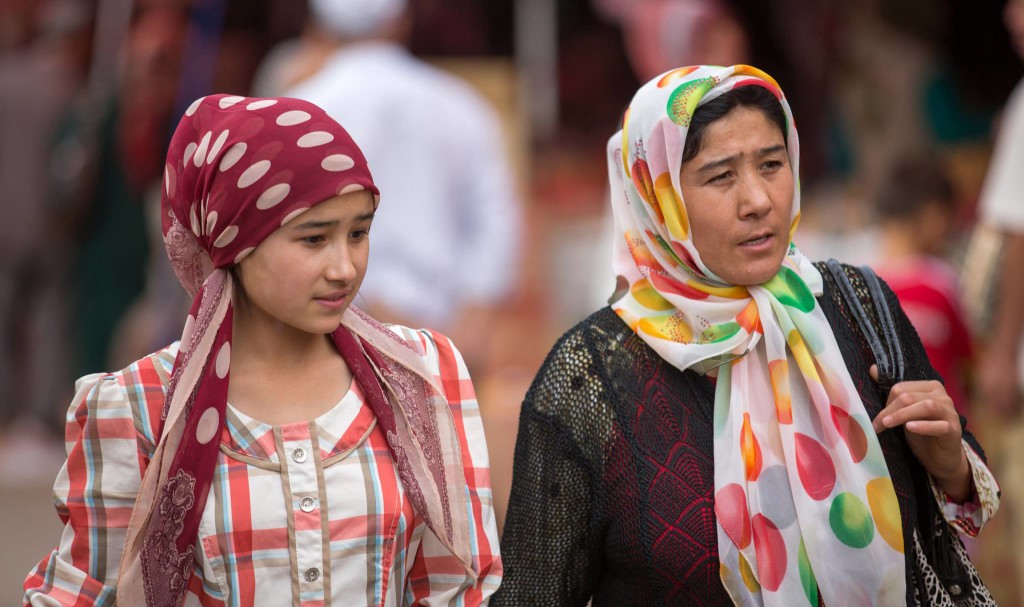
304, 567, 320, 583
300, 496, 316, 512
292, 448, 307, 463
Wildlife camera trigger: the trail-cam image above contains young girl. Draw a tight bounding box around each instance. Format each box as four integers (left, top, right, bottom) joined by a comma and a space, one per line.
24, 94, 501, 606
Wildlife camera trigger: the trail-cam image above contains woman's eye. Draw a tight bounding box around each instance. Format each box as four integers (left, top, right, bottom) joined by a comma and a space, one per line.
762, 160, 784, 171
350, 229, 369, 241
302, 235, 326, 245
708, 171, 733, 184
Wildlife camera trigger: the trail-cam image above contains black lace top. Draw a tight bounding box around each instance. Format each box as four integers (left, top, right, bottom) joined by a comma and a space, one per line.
492, 263, 985, 606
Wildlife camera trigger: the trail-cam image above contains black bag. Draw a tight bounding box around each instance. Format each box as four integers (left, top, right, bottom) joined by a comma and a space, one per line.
824, 259, 996, 606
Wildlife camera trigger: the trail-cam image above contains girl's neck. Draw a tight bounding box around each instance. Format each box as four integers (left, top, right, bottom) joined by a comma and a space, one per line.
230, 308, 337, 371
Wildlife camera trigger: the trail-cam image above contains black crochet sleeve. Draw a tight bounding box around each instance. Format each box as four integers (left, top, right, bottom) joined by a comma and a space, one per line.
491, 318, 614, 606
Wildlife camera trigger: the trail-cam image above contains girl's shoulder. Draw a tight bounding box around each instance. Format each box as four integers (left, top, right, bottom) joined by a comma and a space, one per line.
70, 343, 180, 454
376, 324, 466, 382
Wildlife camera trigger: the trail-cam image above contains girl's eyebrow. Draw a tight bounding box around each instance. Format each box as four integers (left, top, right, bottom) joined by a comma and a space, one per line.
292, 220, 338, 230
291, 212, 375, 230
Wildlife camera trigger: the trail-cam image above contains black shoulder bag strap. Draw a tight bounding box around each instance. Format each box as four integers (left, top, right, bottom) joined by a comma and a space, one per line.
823, 258, 904, 386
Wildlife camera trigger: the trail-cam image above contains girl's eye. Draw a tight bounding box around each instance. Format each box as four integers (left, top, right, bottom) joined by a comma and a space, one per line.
351, 229, 370, 241
302, 235, 326, 245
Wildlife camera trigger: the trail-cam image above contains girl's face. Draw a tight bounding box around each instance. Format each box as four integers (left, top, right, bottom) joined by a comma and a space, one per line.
679, 106, 794, 286
235, 190, 374, 335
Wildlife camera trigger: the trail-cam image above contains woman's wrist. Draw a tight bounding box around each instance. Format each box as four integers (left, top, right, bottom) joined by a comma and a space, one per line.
933, 448, 972, 503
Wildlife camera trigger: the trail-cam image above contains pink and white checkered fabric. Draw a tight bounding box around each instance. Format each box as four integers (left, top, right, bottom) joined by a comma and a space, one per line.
24, 328, 501, 606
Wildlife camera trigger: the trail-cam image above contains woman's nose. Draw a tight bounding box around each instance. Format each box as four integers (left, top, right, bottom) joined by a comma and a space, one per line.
737, 176, 773, 217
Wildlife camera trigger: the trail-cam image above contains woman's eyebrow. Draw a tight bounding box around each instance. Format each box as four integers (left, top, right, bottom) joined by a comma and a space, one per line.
695, 145, 787, 173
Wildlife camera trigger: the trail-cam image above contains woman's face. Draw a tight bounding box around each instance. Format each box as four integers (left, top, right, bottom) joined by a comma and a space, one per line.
679, 105, 793, 286
235, 190, 374, 335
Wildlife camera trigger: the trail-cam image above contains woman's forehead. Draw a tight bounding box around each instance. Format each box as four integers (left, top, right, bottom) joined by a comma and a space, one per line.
687, 107, 786, 162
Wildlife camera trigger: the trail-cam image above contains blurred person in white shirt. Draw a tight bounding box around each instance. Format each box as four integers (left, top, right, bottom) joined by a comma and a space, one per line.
258, 0, 523, 373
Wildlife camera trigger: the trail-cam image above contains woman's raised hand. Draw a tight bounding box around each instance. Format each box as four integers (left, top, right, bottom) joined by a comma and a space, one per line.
869, 365, 972, 502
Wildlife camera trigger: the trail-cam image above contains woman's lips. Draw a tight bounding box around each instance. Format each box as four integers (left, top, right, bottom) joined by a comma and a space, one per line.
739, 233, 774, 250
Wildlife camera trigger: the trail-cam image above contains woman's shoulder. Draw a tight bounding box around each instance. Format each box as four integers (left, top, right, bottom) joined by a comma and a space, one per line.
551, 306, 633, 353
526, 307, 639, 407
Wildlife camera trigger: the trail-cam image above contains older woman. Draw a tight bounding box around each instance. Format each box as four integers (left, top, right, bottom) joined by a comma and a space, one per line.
23, 95, 501, 606
493, 65, 997, 606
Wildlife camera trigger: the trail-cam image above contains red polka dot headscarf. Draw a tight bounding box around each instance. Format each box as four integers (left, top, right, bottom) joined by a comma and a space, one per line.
161, 94, 379, 294
118, 95, 474, 606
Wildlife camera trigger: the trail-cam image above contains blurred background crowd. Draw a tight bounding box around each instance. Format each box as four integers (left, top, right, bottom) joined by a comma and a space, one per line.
2, 0, 1023, 603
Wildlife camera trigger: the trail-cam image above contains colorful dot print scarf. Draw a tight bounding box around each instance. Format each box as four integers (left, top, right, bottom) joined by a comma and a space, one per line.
116, 95, 475, 606
608, 66, 905, 606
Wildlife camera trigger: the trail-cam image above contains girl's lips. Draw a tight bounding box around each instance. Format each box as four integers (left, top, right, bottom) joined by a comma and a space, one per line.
314, 292, 349, 309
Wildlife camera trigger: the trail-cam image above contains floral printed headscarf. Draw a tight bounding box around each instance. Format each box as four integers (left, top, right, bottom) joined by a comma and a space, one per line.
608, 66, 906, 606
116, 95, 475, 606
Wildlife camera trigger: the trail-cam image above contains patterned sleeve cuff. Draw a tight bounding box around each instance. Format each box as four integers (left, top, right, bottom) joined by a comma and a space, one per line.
929, 440, 1000, 537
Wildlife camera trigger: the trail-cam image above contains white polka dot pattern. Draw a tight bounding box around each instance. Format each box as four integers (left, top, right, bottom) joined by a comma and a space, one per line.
237, 160, 271, 188
276, 110, 311, 126
246, 99, 277, 110
256, 183, 291, 210
339, 183, 366, 196
195, 408, 219, 444
214, 225, 238, 248
297, 131, 334, 148
189, 206, 201, 237
207, 130, 229, 165
185, 96, 205, 116
194, 132, 212, 168
234, 247, 255, 264
322, 154, 355, 172
215, 342, 231, 379
219, 142, 246, 172
218, 96, 245, 109
280, 207, 309, 226
183, 142, 198, 166
164, 166, 174, 197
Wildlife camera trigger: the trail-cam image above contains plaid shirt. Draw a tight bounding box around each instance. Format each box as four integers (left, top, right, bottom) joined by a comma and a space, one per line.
24, 328, 502, 606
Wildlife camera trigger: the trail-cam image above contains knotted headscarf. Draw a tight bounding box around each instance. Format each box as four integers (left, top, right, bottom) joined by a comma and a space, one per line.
116, 94, 475, 606
608, 66, 906, 606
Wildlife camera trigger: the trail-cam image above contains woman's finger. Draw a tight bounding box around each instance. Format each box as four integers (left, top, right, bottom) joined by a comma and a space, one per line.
904, 419, 957, 436
874, 391, 942, 422
873, 399, 957, 433
885, 380, 947, 405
